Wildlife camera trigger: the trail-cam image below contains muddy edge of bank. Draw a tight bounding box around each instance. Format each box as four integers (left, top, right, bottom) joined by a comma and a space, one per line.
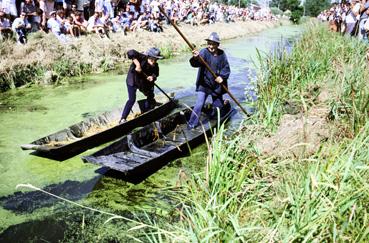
0, 20, 290, 91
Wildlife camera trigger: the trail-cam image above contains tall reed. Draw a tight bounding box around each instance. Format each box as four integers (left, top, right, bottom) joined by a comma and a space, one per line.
257, 22, 368, 132
155, 123, 369, 242
143, 22, 369, 242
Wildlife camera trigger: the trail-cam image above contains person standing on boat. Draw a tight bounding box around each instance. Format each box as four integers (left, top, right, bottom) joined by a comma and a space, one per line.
119, 47, 163, 123
187, 32, 231, 129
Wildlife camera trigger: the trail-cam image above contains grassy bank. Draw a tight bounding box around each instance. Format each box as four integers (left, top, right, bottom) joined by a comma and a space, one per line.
0, 20, 284, 92
145, 22, 369, 241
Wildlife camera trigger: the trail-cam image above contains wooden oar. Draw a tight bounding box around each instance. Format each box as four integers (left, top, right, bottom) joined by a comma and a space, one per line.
159, 6, 250, 116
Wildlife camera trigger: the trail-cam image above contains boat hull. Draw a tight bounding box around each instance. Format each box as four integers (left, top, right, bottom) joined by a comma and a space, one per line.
82, 103, 235, 182
20, 96, 177, 161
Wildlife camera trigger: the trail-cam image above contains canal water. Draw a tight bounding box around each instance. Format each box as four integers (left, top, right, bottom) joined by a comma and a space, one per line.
0, 25, 302, 241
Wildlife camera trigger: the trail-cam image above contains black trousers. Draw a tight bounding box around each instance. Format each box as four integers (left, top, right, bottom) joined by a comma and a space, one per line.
121, 84, 155, 120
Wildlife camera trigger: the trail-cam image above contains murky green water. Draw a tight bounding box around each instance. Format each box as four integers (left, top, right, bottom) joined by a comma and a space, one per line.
0, 25, 302, 241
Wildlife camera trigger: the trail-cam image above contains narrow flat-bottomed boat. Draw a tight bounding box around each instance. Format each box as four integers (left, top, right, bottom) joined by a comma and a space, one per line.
82, 103, 234, 181
20, 94, 177, 161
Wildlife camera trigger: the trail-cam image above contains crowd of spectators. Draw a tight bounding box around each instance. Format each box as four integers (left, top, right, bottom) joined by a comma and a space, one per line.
0, 0, 276, 44
318, 0, 369, 42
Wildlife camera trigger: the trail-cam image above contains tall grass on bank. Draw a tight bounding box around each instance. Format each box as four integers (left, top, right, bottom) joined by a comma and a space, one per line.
257, 22, 368, 133
150, 122, 369, 242
142, 22, 369, 242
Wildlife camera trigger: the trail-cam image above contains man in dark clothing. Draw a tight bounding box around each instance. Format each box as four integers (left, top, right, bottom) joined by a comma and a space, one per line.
119, 47, 163, 123
187, 32, 231, 129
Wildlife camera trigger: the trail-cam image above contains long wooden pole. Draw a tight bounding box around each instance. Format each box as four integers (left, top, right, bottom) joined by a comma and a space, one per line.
159, 6, 250, 116
140, 70, 178, 107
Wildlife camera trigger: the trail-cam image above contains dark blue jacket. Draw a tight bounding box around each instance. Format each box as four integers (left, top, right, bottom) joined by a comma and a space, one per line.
189, 48, 230, 96
126, 49, 159, 92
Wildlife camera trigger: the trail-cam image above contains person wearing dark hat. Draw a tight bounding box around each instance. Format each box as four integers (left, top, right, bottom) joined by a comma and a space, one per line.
119, 47, 163, 123
187, 32, 230, 129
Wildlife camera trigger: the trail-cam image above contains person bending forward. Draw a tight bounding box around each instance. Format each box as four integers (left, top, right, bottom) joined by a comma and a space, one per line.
119, 47, 163, 123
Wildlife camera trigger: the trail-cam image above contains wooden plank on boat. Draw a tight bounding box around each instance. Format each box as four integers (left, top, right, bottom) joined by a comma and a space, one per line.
82, 103, 235, 181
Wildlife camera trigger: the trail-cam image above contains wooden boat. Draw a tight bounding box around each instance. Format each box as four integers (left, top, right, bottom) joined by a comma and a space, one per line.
20, 94, 177, 161
82, 102, 235, 181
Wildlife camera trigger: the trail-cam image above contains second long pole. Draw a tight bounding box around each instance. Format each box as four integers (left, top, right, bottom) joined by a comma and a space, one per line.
159, 6, 250, 116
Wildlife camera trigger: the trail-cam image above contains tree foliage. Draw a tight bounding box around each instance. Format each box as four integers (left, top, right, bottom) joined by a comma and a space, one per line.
270, 7, 283, 16
270, 0, 303, 23
217, 0, 252, 8
304, 0, 331, 17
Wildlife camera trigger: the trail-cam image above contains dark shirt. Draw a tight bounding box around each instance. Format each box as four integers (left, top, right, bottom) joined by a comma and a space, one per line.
189, 47, 230, 96
21, 2, 37, 15
126, 49, 159, 92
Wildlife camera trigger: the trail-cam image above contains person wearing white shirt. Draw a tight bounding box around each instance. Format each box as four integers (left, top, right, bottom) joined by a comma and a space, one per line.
12, 12, 30, 44
2, 0, 17, 19
47, 11, 62, 34
0, 10, 12, 39
345, 1, 361, 35
87, 11, 107, 37
47, 11, 68, 43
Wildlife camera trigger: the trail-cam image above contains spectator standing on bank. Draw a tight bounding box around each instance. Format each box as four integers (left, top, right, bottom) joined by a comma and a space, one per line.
358, 0, 369, 39
94, 0, 104, 14
21, 0, 40, 31
39, 0, 54, 31
2, 0, 18, 20
345, 0, 360, 36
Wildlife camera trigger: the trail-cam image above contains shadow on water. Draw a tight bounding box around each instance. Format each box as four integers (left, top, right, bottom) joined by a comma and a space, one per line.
0, 218, 68, 243
0, 176, 102, 214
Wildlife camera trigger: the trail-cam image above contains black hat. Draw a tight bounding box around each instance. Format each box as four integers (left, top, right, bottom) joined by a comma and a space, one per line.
145, 47, 163, 59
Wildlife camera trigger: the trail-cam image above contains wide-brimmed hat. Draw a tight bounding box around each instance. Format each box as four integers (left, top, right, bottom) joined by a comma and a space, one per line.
205, 32, 220, 44
145, 47, 163, 59
50, 10, 56, 15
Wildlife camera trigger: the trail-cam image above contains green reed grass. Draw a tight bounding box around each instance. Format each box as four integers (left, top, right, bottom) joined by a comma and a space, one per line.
257, 22, 368, 132
141, 22, 369, 242
147, 120, 369, 242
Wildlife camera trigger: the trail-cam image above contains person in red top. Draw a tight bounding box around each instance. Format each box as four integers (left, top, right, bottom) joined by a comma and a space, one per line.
119, 47, 163, 123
